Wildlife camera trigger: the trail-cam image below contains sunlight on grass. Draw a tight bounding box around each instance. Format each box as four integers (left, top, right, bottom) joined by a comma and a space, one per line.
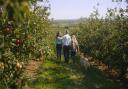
28, 58, 121, 89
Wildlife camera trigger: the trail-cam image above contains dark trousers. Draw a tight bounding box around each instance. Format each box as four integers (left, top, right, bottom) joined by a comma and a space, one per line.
63, 45, 70, 63
71, 50, 76, 63
56, 44, 62, 60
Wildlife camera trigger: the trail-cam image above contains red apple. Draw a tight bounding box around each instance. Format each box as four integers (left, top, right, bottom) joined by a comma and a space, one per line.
16, 38, 23, 46
3, 27, 12, 34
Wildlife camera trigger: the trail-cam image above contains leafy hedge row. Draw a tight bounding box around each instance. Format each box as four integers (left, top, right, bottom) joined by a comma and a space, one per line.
78, 11, 128, 78
0, 0, 51, 88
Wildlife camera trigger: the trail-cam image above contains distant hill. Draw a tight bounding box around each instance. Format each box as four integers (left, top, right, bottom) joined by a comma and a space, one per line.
51, 18, 87, 27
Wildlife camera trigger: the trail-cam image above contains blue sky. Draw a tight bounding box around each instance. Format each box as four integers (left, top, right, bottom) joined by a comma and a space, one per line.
46, 0, 126, 19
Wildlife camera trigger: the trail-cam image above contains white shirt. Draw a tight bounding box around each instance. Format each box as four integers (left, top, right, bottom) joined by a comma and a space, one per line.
62, 34, 71, 46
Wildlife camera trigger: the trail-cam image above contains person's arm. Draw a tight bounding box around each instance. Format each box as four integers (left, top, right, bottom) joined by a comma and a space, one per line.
76, 40, 80, 53
69, 36, 72, 46
62, 36, 64, 46
77, 44, 80, 53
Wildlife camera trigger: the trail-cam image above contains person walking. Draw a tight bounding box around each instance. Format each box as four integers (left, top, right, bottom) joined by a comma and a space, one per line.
71, 34, 79, 63
62, 30, 71, 63
55, 31, 63, 61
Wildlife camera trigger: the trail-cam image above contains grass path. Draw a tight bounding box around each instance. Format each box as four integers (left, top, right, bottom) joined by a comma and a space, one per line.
27, 58, 121, 89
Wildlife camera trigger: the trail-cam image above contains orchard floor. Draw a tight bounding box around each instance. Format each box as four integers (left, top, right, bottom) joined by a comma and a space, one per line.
25, 58, 121, 89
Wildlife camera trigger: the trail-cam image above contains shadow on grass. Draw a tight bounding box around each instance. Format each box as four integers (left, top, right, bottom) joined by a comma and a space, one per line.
83, 68, 121, 89
31, 59, 121, 89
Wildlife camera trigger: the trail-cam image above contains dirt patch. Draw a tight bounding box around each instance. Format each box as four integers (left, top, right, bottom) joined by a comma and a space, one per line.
23, 60, 43, 79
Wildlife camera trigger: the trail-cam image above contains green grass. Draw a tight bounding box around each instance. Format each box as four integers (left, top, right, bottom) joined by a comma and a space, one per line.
29, 57, 121, 89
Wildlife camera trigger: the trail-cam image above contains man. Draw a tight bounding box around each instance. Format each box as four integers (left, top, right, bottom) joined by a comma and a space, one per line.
62, 30, 71, 63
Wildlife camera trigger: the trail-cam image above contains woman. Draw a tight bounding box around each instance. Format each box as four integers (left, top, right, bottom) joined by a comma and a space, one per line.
55, 31, 63, 61
71, 34, 79, 63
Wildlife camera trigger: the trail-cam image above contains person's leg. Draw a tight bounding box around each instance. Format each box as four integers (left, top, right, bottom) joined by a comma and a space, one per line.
58, 45, 62, 61
71, 51, 75, 63
63, 46, 67, 62
64, 46, 69, 63
66, 46, 70, 63
73, 51, 76, 63
56, 45, 59, 59
65, 46, 69, 63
